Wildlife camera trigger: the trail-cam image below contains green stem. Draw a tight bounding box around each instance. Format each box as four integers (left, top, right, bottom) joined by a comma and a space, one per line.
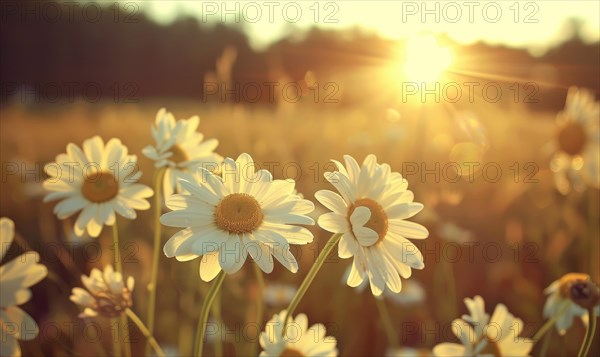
146, 167, 166, 356
112, 223, 122, 274
111, 223, 130, 357
112, 318, 122, 357
211, 291, 223, 357
251, 263, 265, 357
126, 308, 166, 357
540, 328, 552, 357
282, 233, 342, 336
195, 271, 226, 357
374, 297, 399, 349
533, 300, 570, 342
578, 308, 597, 357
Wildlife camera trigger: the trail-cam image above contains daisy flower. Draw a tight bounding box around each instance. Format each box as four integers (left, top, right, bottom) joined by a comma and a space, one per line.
70, 265, 135, 318
543, 273, 600, 335
341, 266, 425, 305
315, 155, 428, 296
549, 87, 600, 194
142, 108, 223, 198
161, 153, 314, 281
43, 136, 153, 238
259, 310, 338, 357
0, 218, 48, 357
433, 296, 533, 357
386, 347, 433, 357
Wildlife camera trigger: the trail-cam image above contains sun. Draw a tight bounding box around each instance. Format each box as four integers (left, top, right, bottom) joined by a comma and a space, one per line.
403, 35, 454, 83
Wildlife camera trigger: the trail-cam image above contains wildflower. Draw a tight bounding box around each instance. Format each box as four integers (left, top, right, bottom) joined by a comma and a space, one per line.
543, 273, 600, 335
70, 265, 135, 318
550, 87, 600, 194
43, 136, 153, 237
433, 296, 533, 357
259, 310, 338, 357
315, 155, 428, 296
142, 108, 222, 198
0, 218, 48, 357
161, 153, 314, 281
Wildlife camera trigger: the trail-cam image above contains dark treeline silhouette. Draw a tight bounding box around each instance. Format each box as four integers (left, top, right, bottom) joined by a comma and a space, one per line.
0, 1, 598, 110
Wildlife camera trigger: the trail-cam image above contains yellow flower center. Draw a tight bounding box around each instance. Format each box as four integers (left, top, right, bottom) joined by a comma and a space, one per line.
280, 348, 305, 357
214, 193, 264, 234
558, 273, 600, 309
348, 198, 388, 245
81, 171, 119, 203
557, 121, 586, 156
170, 144, 189, 164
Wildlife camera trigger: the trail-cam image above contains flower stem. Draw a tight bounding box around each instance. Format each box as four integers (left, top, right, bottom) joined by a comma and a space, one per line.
374, 297, 399, 349
195, 271, 226, 357
251, 263, 265, 357
533, 301, 570, 342
112, 223, 122, 274
540, 328, 552, 357
211, 291, 223, 357
146, 167, 166, 356
112, 318, 122, 357
126, 308, 166, 357
282, 233, 342, 336
111, 223, 130, 357
578, 308, 597, 357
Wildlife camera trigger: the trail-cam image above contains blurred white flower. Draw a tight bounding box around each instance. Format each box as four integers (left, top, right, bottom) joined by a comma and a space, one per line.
550, 87, 600, 194
315, 155, 428, 296
259, 310, 338, 357
70, 265, 134, 318
161, 153, 314, 281
543, 273, 600, 335
0, 218, 48, 357
437, 223, 473, 244
142, 108, 223, 198
433, 296, 532, 357
264, 282, 297, 307
43, 136, 153, 238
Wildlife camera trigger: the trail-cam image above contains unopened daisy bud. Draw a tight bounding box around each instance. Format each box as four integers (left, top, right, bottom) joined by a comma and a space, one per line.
558, 273, 600, 310
70, 265, 135, 318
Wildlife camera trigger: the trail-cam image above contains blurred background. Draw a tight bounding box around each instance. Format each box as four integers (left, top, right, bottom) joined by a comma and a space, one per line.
1, 1, 599, 356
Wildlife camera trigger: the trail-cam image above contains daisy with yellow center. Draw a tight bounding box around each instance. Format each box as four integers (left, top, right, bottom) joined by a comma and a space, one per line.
43, 136, 153, 238
433, 296, 533, 357
259, 310, 338, 357
550, 87, 600, 194
0, 218, 48, 357
315, 155, 428, 296
142, 108, 223, 198
542, 273, 600, 335
161, 153, 314, 279
161, 153, 314, 356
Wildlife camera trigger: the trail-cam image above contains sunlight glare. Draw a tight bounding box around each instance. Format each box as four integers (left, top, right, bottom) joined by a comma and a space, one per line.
403, 35, 454, 83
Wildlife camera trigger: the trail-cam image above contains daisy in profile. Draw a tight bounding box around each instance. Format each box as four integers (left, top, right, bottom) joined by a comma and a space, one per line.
43, 136, 153, 237
161, 153, 314, 281
543, 273, 600, 335
549, 87, 599, 194
142, 108, 222, 198
1, 218, 48, 357
70, 265, 135, 318
433, 296, 533, 357
259, 310, 338, 357
315, 155, 428, 296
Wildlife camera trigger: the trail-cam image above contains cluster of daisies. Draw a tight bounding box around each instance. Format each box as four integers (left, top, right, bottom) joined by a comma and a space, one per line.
0, 87, 598, 357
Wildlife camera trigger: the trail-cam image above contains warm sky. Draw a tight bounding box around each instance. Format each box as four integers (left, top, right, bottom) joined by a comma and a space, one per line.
138, 1, 599, 53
